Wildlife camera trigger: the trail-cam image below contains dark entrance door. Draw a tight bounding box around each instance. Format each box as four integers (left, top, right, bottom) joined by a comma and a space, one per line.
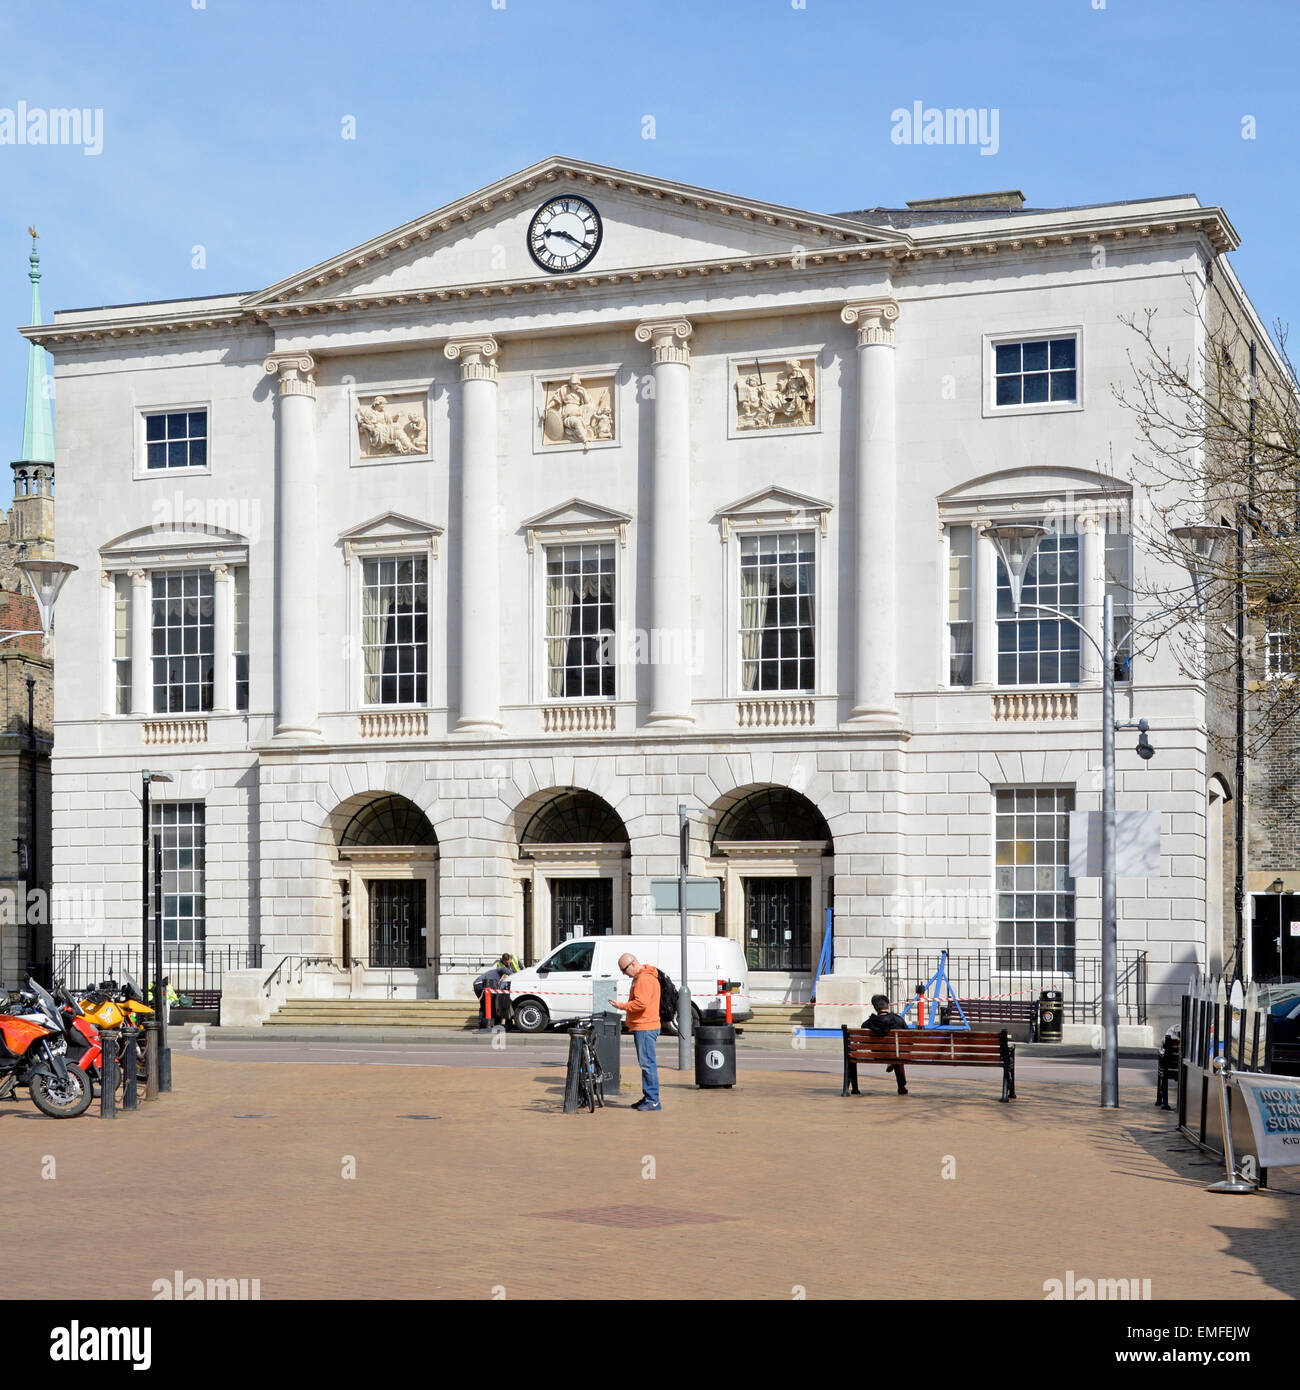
549, 878, 613, 941
1252, 893, 1300, 982
743, 877, 811, 971
367, 879, 427, 967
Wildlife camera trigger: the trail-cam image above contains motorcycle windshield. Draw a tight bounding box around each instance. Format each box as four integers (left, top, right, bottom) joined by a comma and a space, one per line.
26, 979, 61, 1029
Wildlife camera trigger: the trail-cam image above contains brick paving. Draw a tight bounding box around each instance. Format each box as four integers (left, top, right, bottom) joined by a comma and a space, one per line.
5, 1055, 1298, 1301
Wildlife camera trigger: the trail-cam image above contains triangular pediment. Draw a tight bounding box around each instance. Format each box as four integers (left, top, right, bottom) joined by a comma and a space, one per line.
337, 511, 443, 547
245, 157, 906, 306
522, 498, 633, 531
522, 497, 632, 552
715, 486, 832, 540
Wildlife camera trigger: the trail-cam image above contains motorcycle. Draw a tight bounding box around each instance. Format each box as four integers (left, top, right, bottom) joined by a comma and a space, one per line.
73, 979, 154, 1089
0, 978, 94, 1118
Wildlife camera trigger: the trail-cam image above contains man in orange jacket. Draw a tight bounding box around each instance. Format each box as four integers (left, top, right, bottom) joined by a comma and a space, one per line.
612, 953, 662, 1111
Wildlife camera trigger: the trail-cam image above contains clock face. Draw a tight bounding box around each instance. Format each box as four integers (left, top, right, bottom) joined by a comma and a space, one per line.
527, 196, 602, 273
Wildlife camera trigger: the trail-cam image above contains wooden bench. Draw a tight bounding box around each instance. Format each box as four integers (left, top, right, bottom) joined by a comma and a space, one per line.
941, 998, 1039, 1041
841, 1026, 1017, 1102
1155, 1033, 1179, 1109
169, 988, 221, 1024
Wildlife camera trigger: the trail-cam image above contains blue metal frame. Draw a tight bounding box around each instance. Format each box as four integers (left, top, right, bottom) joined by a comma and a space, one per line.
899, 948, 970, 1030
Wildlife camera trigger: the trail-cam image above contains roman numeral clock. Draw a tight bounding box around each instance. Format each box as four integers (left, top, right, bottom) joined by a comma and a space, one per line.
527, 195, 603, 272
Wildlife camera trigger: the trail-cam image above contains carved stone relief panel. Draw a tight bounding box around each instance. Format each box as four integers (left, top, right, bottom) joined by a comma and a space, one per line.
730, 355, 818, 434
356, 391, 430, 459
538, 372, 617, 451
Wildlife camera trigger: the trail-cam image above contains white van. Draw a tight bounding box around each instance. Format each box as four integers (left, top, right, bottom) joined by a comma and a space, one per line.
507, 935, 751, 1033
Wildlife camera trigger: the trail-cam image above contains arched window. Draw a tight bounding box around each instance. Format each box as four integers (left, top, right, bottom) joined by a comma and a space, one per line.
339, 795, 437, 848
711, 787, 832, 853
520, 791, 628, 846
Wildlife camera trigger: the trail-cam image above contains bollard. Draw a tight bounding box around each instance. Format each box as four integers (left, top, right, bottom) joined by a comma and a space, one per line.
121, 1026, 139, 1111
100, 1027, 119, 1119
1207, 1056, 1255, 1194
725, 991, 733, 1026
143, 1020, 159, 1100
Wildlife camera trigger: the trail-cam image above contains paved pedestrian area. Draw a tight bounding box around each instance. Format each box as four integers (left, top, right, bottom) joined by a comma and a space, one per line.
6, 1055, 1298, 1300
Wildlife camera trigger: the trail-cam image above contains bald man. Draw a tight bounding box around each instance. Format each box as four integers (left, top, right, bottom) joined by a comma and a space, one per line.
611, 953, 662, 1111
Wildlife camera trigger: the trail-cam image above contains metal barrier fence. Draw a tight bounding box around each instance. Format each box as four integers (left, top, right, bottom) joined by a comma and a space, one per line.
52, 944, 263, 995
1178, 976, 1279, 1188
260, 952, 505, 1000
882, 947, 1148, 1024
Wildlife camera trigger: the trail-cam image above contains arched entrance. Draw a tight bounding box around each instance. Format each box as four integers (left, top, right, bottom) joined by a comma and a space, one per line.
708, 786, 833, 999
330, 794, 439, 975
513, 790, 630, 960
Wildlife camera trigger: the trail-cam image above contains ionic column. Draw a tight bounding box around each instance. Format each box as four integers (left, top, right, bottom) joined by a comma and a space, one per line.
634, 318, 694, 728
841, 300, 902, 728
973, 526, 999, 688
211, 562, 234, 713
1079, 515, 1104, 684
263, 352, 322, 742
128, 568, 151, 716
445, 336, 501, 733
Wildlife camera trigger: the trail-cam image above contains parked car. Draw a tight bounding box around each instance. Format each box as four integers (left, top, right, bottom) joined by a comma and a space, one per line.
507, 934, 752, 1034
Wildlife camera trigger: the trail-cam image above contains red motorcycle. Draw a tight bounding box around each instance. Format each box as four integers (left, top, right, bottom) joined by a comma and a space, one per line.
0, 979, 94, 1118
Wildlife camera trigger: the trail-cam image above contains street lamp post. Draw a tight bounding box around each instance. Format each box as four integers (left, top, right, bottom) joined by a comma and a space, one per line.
141, 770, 173, 1092
0, 559, 76, 988
1170, 522, 1241, 977
984, 524, 1146, 1109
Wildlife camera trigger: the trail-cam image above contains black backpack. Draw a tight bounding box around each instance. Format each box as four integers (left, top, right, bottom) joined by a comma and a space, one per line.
656, 969, 680, 1027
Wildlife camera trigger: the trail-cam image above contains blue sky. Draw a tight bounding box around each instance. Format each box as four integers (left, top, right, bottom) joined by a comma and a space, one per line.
3, 0, 1299, 495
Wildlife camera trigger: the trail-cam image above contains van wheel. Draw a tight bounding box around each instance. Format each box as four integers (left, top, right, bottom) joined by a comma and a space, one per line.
512, 998, 550, 1033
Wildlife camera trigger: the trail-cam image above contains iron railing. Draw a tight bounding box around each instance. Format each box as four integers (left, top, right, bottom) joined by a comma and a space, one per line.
260, 952, 502, 1000
51, 944, 263, 995
882, 948, 1148, 1025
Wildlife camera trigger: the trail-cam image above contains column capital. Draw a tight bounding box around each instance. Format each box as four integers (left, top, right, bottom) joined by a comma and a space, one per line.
210, 562, 231, 580
127, 567, 148, 584
263, 351, 317, 397
635, 318, 693, 365
444, 335, 500, 381
841, 299, 900, 347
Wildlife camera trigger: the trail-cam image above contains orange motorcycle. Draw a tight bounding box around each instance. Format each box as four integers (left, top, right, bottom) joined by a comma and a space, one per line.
0, 978, 94, 1117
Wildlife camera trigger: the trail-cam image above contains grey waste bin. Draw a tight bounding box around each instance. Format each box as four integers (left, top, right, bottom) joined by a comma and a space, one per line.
593, 1012, 621, 1093
695, 1023, 737, 1088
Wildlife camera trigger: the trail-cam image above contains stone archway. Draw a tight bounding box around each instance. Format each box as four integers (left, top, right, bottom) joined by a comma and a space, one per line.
329, 793, 439, 980
513, 789, 630, 958
708, 784, 834, 999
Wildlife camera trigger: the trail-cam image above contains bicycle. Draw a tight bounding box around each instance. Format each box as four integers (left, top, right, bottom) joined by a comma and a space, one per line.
570, 1018, 610, 1113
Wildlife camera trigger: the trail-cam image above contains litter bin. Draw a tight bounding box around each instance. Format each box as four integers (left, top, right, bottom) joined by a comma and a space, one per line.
592, 1011, 621, 1094
1038, 989, 1063, 1043
695, 1023, 737, 1088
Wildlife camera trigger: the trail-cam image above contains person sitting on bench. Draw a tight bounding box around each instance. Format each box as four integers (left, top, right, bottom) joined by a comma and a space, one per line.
865, 994, 910, 1095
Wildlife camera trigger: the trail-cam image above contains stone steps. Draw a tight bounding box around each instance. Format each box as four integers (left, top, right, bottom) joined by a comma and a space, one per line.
266, 999, 478, 1029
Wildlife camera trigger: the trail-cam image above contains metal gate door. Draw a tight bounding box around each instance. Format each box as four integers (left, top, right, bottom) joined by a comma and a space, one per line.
549, 879, 614, 940
743, 877, 811, 971
366, 880, 427, 967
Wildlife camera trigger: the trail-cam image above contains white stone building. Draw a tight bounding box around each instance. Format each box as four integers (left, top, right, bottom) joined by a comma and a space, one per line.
27, 157, 1271, 1030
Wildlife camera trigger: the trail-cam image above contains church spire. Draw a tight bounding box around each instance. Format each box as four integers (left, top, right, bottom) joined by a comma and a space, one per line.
20, 228, 54, 465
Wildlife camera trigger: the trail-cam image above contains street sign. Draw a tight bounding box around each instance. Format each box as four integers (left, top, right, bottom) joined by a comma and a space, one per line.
1068, 810, 1161, 879
651, 877, 722, 913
